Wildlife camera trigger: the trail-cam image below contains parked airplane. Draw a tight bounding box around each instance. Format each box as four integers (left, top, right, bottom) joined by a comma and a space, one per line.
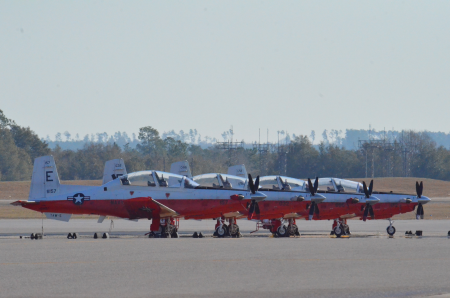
315, 177, 431, 236
12, 156, 266, 237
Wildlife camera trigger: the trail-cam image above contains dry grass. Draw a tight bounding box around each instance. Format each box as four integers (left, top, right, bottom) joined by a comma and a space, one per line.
1, 178, 449, 219
347, 177, 450, 197
0, 180, 102, 200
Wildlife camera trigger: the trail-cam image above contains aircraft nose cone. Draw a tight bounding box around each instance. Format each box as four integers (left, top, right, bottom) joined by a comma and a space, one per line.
418, 196, 431, 204
366, 196, 380, 205
251, 191, 266, 202
311, 193, 326, 203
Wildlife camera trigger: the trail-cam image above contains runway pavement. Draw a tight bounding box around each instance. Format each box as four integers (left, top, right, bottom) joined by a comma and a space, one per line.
1, 219, 450, 298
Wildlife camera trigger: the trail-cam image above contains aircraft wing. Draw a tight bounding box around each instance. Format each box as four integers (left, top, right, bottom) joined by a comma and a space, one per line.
123, 197, 179, 219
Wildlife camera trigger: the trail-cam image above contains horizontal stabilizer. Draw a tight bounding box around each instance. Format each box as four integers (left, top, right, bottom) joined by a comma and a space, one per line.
11, 200, 37, 206
45, 213, 72, 222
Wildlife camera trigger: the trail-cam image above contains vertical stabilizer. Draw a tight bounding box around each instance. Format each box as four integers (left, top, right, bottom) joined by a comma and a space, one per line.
103, 159, 127, 184
170, 160, 192, 178
29, 156, 61, 200
227, 164, 247, 178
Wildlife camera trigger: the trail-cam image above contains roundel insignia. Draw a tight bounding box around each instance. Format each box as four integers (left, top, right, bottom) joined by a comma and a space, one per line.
67, 193, 90, 205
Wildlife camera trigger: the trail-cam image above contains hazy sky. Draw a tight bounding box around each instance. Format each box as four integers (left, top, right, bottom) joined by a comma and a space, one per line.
1, 1, 449, 143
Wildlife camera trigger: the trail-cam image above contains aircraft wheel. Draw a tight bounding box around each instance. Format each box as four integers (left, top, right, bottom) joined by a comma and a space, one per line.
276, 225, 288, 237
216, 225, 227, 238
170, 228, 179, 238
334, 225, 343, 238
387, 226, 396, 236
229, 224, 240, 237
345, 225, 351, 235
288, 224, 299, 236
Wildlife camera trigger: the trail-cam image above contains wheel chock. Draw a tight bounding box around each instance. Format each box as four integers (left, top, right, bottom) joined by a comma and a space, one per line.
192, 232, 198, 238
67, 233, 73, 239
415, 230, 423, 237
30, 233, 35, 240
447, 231, 450, 237
72, 233, 79, 239
93, 233, 98, 239
198, 232, 204, 238
102, 233, 109, 239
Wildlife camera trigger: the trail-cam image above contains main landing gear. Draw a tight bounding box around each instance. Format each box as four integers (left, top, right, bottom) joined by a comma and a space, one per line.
148, 218, 179, 238
214, 217, 241, 238
286, 219, 300, 237
331, 219, 350, 238
261, 219, 299, 238
386, 218, 396, 236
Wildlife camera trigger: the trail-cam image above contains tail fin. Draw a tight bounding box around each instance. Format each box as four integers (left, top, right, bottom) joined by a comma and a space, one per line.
29, 156, 61, 200
170, 160, 192, 178
102, 159, 127, 184
227, 164, 247, 178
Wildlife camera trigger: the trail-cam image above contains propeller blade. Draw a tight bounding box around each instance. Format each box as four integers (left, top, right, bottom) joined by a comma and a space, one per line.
248, 201, 255, 215
254, 176, 260, 192
307, 178, 314, 196
313, 177, 319, 193
248, 174, 255, 194
309, 202, 315, 216
417, 203, 424, 219
362, 181, 369, 198
415, 181, 420, 198
368, 180, 374, 196
418, 181, 423, 198
363, 205, 369, 221
314, 203, 320, 215
368, 204, 374, 219
255, 202, 260, 214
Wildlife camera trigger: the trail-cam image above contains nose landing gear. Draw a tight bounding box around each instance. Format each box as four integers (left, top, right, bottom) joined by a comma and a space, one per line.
386, 218, 396, 236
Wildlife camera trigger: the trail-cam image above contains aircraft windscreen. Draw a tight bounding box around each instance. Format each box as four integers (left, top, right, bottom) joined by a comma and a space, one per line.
154, 171, 183, 188
279, 176, 305, 190
183, 177, 199, 189
193, 174, 221, 188
317, 178, 335, 191
259, 176, 280, 190
333, 178, 361, 193
121, 171, 155, 187
220, 174, 247, 190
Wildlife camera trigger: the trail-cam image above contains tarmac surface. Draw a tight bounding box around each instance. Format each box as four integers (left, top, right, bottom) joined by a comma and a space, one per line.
1, 219, 450, 298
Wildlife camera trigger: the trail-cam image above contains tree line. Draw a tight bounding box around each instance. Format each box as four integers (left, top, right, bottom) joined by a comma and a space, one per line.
1, 109, 450, 181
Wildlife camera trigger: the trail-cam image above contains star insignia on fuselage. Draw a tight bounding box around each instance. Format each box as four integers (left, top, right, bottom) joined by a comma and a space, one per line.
67, 193, 90, 205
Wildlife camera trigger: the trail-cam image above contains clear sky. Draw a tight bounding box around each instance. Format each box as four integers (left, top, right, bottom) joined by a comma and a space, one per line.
1, 1, 449, 143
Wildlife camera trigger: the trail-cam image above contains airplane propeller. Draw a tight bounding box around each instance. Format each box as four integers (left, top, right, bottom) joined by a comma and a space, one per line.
416, 181, 424, 220
247, 174, 261, 220
362, 180, 375, 222
307, 177, 320, 220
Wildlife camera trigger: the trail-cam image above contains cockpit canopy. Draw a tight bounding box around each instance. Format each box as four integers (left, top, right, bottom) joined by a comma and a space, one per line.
193, 173, 247, 190
120, 171, 199, 188
317, 178, 363, 193
259, 175, 306, 191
